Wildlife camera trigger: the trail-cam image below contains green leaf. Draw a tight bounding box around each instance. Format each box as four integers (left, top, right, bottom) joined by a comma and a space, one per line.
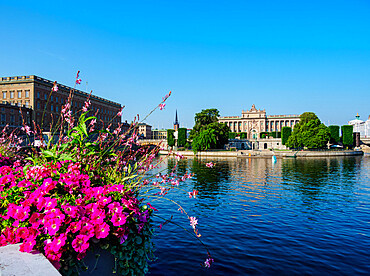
42, 150, 55, 158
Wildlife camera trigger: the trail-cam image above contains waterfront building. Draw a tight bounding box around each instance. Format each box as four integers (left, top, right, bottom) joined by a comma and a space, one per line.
0, 75, 122, 130
137, 123, 152, 139
218, 104, 300, 139
0, 102, 32, 129
348, 113, 370, 138
152, 129, 167, 140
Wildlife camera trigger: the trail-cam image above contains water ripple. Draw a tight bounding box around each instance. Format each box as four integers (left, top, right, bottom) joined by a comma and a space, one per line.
149, 156, 370, 275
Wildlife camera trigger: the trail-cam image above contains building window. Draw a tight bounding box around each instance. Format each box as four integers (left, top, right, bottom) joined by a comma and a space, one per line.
2, 91, 6, 99
56, 105, 59, 112
10, 115, 15, 123
44, 94, 47, 100
10, 91, 14, 99
51, 104, 54, 112
17, 90, 22, 98
51, 95, 53, 101
25, 101, 30, 108
1, 114, 5, 121
56, 96, 58, 103
37, 91, 40, 99
25, 90, 30, 98
37, 101, 41, 109
17, 101, 22, 107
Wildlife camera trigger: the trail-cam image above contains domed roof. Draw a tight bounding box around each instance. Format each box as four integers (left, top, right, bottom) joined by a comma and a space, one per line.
349, 113, 364, 125
349, 119, 364, 124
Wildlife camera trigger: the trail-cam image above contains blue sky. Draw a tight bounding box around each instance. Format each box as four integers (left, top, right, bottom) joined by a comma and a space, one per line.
1, 0, 370, 128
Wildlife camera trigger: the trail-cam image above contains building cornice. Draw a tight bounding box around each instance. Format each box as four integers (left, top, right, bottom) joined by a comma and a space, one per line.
0, 75, 121, 108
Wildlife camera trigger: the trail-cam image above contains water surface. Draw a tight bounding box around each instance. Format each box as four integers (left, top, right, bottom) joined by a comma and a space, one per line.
148, 156, 370, 275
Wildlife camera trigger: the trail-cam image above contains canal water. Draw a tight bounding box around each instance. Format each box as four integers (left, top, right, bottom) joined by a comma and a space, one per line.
147, 156, 370, 275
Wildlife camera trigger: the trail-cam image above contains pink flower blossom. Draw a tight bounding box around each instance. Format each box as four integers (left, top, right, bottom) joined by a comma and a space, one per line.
68, 221, 82, 233
94, 222, 110, 239
82, 100, 90, 112
76, 71, 82, 85
52, 81, 58, 92
111, 213, 127, 227
204, 257, 214, 268
21, 125, 32, 135
44, 218, 62, 235
188, 190, 199, 199
159, 103, 166, 110
19, 238, 36, 253
189, 216, 198, 229
72, 234, 89, 253
206, 162, 215, 168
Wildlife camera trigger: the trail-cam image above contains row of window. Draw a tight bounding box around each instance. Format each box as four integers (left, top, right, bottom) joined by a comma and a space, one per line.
1, 100, 30, 107
2, 90, 30, 99
35, 91, 117, 116
0, 114, 25, 123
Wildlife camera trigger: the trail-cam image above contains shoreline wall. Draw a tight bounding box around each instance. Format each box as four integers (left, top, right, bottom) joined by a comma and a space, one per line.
159, 150, 364, 158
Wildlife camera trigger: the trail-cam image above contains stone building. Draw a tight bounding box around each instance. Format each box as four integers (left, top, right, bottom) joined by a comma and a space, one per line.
152, 129, 167, 140
0, 103, 32, 129
0, 75, 122, 130
137, 123, 152, 139
348, 113, 370, 138
219, 104, 300, 139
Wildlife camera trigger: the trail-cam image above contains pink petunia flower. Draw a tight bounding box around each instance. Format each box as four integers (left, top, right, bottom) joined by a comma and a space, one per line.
94, 222, 110, 239
72, 234, 89, 253
19, 238, 36, 253
111, 213, 127, 227
205, 162, 215, 168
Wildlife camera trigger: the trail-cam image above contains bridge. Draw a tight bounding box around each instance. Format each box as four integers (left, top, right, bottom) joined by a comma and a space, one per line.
361, 137, 370, 146
137, 139, 168, 148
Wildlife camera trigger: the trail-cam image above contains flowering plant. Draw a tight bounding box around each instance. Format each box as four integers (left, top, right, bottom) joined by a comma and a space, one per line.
0, 74, 212, 274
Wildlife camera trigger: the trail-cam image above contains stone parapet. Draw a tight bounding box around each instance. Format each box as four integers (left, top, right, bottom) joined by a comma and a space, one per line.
0, 244, 61, 276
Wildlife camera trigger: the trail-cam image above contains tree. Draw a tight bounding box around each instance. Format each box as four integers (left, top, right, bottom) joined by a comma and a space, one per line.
189, 109, 229, 152
192, 129, 217, 153
167, 129, 175, 147
341, 125, 353, 148
328, 125, 340, 143
177, 128, 187, 147
281, 127, 292, 145
286, 112, 330, 149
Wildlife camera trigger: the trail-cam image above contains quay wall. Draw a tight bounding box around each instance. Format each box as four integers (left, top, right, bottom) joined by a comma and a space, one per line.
159, 150, 364, 158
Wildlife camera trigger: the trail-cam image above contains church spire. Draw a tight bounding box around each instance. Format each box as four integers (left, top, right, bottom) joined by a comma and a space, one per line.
174, 110, 179, 131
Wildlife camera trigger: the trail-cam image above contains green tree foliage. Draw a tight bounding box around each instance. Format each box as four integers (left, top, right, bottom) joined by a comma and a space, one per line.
192, 128, 217, 153
341, 125, 353, 147
329, 125, 340, 143
260, 132, 281, 138
286, 112, 330, 149
167, 129, 175, 147
281, 127, 292, 145
229, 132, 237, 139
177, 128, 187, 147
189, 109, 229, 151
240, 132, 248, 139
